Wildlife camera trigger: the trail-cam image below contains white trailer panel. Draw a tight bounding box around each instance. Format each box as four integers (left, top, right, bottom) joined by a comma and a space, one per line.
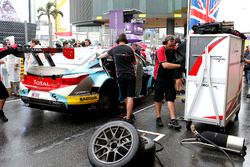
185, 34, 244, 127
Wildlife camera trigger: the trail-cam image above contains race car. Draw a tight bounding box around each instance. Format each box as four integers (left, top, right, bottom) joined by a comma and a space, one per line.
19, 47, 154, 112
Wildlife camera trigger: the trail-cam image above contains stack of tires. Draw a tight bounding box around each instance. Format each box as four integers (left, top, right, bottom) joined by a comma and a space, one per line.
88, 121, 156, 167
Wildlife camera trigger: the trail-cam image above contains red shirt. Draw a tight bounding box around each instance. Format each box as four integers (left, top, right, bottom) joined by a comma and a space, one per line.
153, 46, 166, 80
153, 46, 175, 83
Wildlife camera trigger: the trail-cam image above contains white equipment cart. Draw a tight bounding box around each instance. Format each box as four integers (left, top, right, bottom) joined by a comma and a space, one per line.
184, 34, 245, 129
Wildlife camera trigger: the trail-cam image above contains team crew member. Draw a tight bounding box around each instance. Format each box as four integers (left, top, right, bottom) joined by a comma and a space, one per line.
0, 46, 19, 122
153, 35, 182, 129
99, 33, 136, 123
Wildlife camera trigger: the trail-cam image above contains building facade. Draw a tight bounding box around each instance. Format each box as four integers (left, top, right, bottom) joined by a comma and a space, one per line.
70, 0, 188, 46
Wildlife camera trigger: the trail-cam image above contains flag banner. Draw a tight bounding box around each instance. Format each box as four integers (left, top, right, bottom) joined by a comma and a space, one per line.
109, 10, 124, 30
189, 0, 222, 31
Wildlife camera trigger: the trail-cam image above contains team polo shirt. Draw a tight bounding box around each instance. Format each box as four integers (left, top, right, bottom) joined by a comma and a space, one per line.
107, 45, 135, 79
154, 46, 175, 83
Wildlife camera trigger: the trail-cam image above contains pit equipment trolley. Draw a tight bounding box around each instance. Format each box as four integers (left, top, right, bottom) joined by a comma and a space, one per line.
184, 34, 245, 129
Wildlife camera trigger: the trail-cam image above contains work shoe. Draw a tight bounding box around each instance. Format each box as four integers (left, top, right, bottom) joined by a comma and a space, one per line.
156, 117, 164, 127
0, 111, 8, 122
122, 117, 134, 124
130, 113, 135, 120
122, 114, 135, 124
168, 119, 181, 130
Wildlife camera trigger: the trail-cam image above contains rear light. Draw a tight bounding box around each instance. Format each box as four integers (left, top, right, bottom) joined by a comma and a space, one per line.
22, 75, 29, 84
62, 74, 88, 85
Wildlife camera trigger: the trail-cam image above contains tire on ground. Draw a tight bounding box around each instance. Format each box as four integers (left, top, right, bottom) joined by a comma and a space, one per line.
87, 121, 143, 167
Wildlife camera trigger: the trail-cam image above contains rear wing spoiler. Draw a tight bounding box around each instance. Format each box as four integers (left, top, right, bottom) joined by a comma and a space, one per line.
16, 46, 75, 59
14, 46, 75, 67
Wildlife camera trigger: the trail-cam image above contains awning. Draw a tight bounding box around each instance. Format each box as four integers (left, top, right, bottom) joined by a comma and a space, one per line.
54, 32, 72, 37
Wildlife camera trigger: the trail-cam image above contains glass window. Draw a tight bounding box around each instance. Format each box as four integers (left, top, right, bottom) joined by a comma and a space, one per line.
139, 0, 146, 12
146, 0, 168, 16
167, 0, 174, 13
76, 26, 100, 32
175, 0, 182, 11
93, 0, 109, 16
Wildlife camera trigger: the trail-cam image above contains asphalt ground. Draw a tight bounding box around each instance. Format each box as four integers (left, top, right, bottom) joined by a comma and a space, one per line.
0, 85, 250, 167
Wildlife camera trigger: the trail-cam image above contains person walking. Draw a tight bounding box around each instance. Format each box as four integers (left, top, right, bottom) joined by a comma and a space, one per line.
153, 35, 183, 129
0, 45, 19, 122
99, 33, 136, 123
244, 46, 250, 86
244, 46, 250, 98
5, 37, 20, 96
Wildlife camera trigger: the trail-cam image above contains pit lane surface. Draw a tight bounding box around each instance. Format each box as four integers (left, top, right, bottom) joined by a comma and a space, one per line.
0, 86, 250, 167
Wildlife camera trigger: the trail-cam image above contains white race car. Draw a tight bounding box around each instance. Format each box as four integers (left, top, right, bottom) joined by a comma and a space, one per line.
20, 47, 154, 112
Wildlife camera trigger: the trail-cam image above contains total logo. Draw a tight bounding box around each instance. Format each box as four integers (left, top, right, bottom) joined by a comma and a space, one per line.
33, 80, 50, 87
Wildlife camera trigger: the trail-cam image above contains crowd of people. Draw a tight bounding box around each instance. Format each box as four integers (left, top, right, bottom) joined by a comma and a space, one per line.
56, 38, 93, 48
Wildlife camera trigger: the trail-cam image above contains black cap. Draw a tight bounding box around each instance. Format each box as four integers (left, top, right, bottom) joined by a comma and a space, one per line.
162, 35, 175, 45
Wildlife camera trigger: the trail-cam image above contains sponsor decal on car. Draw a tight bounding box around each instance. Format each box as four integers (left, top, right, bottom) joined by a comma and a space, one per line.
67, 93, 100, 105
33, 80, 51, 87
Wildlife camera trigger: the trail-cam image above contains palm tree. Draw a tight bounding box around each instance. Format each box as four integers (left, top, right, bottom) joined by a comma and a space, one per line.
37, 2, 63, 46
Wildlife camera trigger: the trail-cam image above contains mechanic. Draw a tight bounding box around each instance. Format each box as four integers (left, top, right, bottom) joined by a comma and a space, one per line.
153, 35, 184, 129
0, 46, 20, 122
98, 33, 136, 123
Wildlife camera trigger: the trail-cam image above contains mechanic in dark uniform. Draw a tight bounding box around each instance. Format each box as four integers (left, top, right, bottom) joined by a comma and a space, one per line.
0, 46, 17, 122
99, 33, 136, 123
153, 35, 183, 129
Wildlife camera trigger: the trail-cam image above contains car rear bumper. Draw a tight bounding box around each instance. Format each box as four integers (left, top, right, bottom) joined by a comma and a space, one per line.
21, 96, 66, 108
20, 93, 100, 112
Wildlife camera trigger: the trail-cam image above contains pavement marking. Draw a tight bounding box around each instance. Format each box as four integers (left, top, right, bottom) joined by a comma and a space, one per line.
34, 129, 93, 154
137, 129, 165, 141
134, 104, 166, 141
6, 99, 21, 104
133, 103, 154, 115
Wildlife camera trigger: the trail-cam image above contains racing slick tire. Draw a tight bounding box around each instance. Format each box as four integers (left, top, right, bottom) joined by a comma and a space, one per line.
87, 121, 144, 167
98, 80, 119, 113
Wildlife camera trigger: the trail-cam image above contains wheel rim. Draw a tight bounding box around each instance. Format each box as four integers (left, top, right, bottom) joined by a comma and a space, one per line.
92, 125, 134, 164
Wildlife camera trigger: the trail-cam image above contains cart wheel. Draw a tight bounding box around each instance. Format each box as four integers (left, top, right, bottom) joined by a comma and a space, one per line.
241, 146, 247, 157
219, 127, 226, 133
186, 121, 192, 131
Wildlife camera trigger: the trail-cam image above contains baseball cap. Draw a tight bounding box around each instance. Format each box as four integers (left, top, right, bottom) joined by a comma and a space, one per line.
162, 35, 175, 45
